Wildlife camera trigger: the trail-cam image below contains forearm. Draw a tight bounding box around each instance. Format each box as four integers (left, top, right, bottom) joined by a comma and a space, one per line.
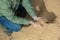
5, 15, 30, 25
0, 9, 30, 25
22, 0, 37, 19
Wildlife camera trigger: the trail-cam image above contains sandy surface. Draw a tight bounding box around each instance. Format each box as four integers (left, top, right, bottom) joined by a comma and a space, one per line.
12, 0, 60, 40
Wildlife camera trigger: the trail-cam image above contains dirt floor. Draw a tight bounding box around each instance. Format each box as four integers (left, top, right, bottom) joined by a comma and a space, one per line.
11, 0, 60, 40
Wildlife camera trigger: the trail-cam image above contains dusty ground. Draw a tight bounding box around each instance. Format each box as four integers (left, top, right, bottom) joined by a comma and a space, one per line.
12, 0, 60, 40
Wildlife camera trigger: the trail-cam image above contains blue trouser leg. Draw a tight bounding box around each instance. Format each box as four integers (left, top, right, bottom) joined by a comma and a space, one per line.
0, 16, 22, 32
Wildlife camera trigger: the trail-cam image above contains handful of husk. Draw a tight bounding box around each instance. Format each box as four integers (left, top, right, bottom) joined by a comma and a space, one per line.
42, 12, 57, 23
31, 0, 57, 23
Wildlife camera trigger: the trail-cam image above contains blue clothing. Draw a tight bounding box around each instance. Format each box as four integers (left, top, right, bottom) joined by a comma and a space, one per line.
0, 16, 22, 32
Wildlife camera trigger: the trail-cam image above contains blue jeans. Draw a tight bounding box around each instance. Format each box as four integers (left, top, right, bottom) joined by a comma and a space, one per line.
0, 16, 22, 32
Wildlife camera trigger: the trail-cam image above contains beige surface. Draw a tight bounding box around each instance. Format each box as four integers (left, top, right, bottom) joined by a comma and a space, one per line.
0, 25, 11, 40
10, 0, 60, 40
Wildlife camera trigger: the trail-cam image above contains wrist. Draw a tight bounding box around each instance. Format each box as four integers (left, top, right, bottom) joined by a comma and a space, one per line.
33, 16, 41, 21
29, 21, 34, 25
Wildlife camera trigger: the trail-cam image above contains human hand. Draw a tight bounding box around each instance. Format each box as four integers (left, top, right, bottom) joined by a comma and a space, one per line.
29, 21, 39, 28
33, 16, 41, 21
33, 16, 45, 26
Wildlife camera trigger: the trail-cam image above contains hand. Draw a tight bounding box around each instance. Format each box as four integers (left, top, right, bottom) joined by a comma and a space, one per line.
33, 16, 45, 26
33, 16, 41, 21
37, 18, 46, 26
29, 21, 39, 28
29, 20, 43, 29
